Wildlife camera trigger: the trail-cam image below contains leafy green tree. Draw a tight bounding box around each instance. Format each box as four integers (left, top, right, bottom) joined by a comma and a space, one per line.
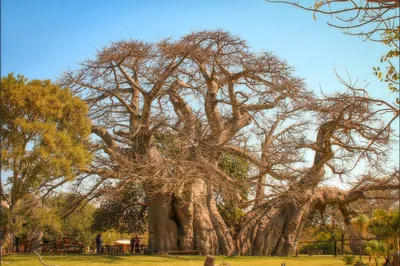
368, 209, 399, 241
301, 205, 349, 255
217, 154, 249, 231
0, 73, 91, 251
49, 193, 96, 247
368, 209, 399, 260
16, 197, 61, 252
6, 193, 96, 252
299, 226, 341, 255
351, 214, 370, 263
92, 182, 147, 235
365, 240, 386, 266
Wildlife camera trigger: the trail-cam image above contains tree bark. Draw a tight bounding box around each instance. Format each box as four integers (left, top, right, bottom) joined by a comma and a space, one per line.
235, 121, 339, 256
146, 179, 235, 255
204, 256, 215, 266
236, 186, 354, 256
235, 199, 313, 256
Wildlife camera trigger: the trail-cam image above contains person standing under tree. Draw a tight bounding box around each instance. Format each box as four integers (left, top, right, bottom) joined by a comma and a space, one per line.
134, 235, 140, 253
130, 236, 135, 254
95, 233, 102, 254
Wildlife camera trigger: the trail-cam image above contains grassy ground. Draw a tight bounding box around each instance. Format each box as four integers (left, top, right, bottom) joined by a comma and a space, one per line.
1, 254, 364, 266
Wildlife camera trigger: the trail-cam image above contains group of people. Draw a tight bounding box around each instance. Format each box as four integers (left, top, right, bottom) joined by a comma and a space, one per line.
95, 233, 141, 254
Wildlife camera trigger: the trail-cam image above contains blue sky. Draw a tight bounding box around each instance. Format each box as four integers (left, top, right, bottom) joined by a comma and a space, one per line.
1, 0, 399, 182
1, 0, 397, 101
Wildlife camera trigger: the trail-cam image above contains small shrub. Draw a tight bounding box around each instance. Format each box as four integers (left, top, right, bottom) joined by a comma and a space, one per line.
353, 260, 367, 266
342, 254, 356, 265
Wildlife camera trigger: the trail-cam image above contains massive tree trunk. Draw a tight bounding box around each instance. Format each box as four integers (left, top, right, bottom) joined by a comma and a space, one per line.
236, 181, 389, 256
235, 121, 339, 256
146, 178, 235, 255
235, 195, 314, 256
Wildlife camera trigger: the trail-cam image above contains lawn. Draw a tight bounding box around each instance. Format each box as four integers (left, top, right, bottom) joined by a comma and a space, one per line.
1, 254, 355, 266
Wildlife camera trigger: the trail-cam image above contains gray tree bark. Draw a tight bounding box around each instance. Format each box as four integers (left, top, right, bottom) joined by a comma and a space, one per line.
236, 197, 313, 256
146, 179, 235, 255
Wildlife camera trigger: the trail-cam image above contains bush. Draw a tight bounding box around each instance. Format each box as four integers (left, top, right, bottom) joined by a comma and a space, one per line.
342, 254, 356, 265
300, 241, 333, 255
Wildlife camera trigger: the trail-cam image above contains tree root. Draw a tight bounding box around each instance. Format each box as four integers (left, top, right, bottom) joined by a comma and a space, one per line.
33, 251, 59, 266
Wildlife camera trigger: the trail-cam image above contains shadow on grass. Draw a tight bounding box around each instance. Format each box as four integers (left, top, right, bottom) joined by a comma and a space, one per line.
3, 253, 347, 266
157, 255, 204, 261
43, 254, 126, 262
44, 254, 203, 264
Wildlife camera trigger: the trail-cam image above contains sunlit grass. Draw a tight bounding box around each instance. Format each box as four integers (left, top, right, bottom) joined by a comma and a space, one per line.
1, 254, 365, 266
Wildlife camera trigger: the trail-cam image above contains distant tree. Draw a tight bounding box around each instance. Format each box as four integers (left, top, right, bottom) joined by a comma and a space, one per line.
49, 193, 96, 247
6, 193, 96, 252
368, 209, 399, 261
300, 205, 346, 255
351, 214, 370, 263
91, 182, 147, 235
217, 154, 249, 231
0, 74, 91, 252
365, 240, 386, 265
267, 0, 399, 101
299, 226, 340, 255
368, 209, 399, 241
13, 196, 61, 253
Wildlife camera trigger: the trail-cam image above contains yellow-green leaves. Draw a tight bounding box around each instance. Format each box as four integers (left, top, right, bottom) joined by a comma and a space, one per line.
1, 73, 92, 197
376, 25, 400, 103
291, 1, 399, 102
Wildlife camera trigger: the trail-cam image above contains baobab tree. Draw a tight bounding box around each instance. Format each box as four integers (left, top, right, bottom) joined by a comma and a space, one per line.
63, 30, 399, 256
235, 88, 399, 255
63, 30, 308, 255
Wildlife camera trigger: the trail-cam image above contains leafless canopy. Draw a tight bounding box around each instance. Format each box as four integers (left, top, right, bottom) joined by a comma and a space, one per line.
61, 30, 398, 210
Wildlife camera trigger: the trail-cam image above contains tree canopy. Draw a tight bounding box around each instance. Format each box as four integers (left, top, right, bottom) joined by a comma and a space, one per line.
1, 73, 91, 250
1, 74, 91, 199
91, 182, 147, 234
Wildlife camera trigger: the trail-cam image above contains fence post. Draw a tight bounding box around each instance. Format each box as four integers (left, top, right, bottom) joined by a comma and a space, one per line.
341, 232, 345, 255
333, 237, 337, 257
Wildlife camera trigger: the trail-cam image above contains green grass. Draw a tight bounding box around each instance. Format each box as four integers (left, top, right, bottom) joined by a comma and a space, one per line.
1, 254, 355, 266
